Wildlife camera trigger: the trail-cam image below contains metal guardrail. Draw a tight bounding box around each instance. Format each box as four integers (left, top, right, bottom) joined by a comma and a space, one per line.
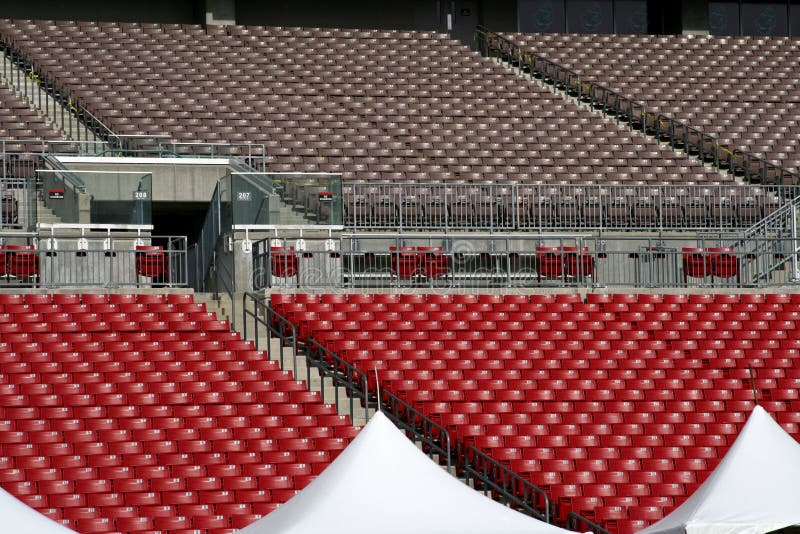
379, 385, 452, 473
249, 297, 454, 472
305, 330, 453, 472
307, 334, 453, 471
566, 512, 613, 534
1, 43, 114, 147
474, 27, 800, 187
0, 232, 187, 288
252, 233, 800, 290
0, 176, 36, 232
261, 298, 616, 527
344, 182, 797, 232
464, 445, 550, 523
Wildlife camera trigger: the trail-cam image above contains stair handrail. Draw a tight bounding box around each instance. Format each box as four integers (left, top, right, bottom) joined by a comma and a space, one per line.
255, 301, 455, 473
566, 512, 613, 534
463, 445, 551, 523
41, 154, 86, 191
740, 194, 800, 241
0, 39, 117, 148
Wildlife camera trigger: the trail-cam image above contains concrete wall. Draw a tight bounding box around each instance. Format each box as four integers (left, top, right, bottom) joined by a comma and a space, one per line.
206, 0, 236, 25
0, 0, 202, 22
683, 0, 710, 34
236, 0, 439, 31
236, 0, 517, 38
57, 157, 229, 203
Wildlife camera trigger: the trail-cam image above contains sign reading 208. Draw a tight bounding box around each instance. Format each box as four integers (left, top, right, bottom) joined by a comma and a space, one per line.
133, 191, 149, 200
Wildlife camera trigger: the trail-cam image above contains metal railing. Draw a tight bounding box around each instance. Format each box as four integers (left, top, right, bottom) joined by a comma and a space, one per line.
212, 247, 236, 330
344, 182, 797, 232
379, 386, 452, 473
1, 43, 114, 147
252, 233, 800, 290
0, 230, 187, 288
305, 337, 373, 426
249, 297, 454, 471
109, 138, 267, 170
262, 298, 615, 527
0, 176, 36, 231
566, 513, 613, 534
305, 331, 451, 471
193, 179, 225, 294
474, 27, 800, 187
464, 445, 551, 523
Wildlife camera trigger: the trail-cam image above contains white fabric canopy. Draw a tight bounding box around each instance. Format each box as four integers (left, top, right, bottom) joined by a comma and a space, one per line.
239, 411, 574, 534
639, 405, 800, 534
0, 486, 77, 534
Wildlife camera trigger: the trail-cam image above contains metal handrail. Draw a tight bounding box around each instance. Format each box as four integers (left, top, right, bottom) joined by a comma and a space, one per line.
566, 512, 613, 534
379, 387, 452, 473
342, 181, 799, 233
258, 301, 454, 471
305, 335, 452, 471
41, 154, 86, 190
305, 337, 372, 429
464, 445, 550, 523
0, 40, 117, 146
251, 232, 800, 290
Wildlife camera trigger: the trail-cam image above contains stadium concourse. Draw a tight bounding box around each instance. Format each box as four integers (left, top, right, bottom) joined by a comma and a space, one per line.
0, 6, 799, 534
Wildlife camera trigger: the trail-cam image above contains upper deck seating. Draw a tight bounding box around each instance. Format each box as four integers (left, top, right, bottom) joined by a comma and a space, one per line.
0, 20, 734, 186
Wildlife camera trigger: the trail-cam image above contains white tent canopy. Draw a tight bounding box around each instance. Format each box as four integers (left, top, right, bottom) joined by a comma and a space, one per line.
0, 486, 77, 534
639, 405, 800, 534
239, 411, 574, 534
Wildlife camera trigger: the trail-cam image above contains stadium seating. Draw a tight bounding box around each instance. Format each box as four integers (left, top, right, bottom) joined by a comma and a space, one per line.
272, 292, 800, 534
0, 293, 358, 533
0, 20, 733, 186
0, 82, 62, 147
503, 33, 800, 173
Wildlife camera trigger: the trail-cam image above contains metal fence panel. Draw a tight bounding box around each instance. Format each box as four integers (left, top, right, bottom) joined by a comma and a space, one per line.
343, 183, 798, 232
0, 233, 187, 288
252, 233, 800, 290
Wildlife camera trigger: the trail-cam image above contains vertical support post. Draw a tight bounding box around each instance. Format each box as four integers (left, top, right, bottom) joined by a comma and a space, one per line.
790, 198, 799, 281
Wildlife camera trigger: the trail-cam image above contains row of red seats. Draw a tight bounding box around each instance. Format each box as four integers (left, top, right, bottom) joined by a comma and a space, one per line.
272, 292, 800, 305
0, 293, 197, 305
0, 310, 220, 321
279, 305, 800, 319
273, 293, 800, 533
0, 320, 230, 334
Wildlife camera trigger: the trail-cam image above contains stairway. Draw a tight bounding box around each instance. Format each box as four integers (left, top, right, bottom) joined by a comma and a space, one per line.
276, 203, 316, 226
35, 198, 62, 225
196, 291, 370, 428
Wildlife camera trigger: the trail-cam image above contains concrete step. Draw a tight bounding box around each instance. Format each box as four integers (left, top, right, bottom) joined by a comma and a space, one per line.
270, 337, 371, 427
277, 205, 315, 225
195, 291, 370, 427
35, 199, 63, 225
